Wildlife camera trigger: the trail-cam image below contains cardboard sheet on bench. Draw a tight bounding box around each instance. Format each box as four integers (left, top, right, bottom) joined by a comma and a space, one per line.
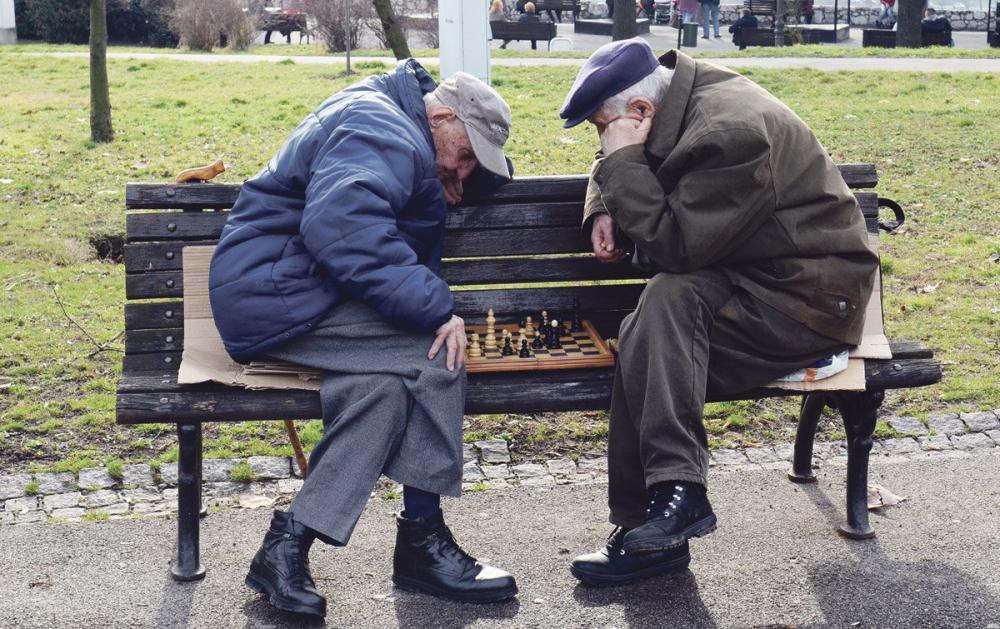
177, 246, 880, 392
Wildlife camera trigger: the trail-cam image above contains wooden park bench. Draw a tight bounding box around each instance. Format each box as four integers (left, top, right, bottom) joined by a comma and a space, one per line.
117, 163, 941, 581
862, 28, 952, 47
744, 0, 814, 23
736, 27, 781, 47
490, 20, 558, 50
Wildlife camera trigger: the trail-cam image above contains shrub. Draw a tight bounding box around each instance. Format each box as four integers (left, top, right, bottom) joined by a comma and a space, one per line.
171, 0, 253, 52
303, 0, 366, 53
21, 0, 89, 44
107, 0, 179, 48
229, 462, 256, 483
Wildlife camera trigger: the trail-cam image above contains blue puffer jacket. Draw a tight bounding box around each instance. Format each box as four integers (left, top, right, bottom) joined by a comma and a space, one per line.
209, 60, 453, 362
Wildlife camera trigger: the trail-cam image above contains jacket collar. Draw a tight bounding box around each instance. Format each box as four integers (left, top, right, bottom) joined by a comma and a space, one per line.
646, 50, 696, 160
383, 58, 437, 150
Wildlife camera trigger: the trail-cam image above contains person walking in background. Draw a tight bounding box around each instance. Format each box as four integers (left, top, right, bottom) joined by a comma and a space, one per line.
729, 8, 758, 49
700, 0, 721, 38
875, 0, 895, 28
677, 0, 698, 25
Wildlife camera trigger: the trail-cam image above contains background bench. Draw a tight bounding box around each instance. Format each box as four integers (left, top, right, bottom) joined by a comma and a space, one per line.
118, 163, 941, 581
535, 0, 580, 21
490, 21, 558, 50
737, 27, 780, 47
862, 29, 952, 47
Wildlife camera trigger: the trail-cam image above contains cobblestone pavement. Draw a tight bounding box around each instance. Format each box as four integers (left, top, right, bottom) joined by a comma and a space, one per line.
2, 408, 998, 527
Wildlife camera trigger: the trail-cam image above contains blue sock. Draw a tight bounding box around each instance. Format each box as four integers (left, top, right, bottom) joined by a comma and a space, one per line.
403, 485, 440, 520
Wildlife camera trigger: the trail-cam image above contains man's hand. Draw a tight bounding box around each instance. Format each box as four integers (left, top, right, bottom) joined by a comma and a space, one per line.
429, 314, 467, 371
599, 116, 653, 156
442, 178, 464, 206
591, 213, 627, 264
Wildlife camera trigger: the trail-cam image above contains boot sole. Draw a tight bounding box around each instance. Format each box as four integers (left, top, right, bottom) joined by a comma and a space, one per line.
622, 514, 718, 555
570, 553, 691, 587
392, 575, 518, 603
245, 573, 327, 618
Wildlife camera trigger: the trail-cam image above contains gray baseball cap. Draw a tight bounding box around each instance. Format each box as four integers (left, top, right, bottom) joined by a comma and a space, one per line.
434, 72, 512, 179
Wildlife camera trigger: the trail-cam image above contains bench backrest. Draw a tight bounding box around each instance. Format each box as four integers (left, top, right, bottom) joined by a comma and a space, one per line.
534, 0, 578, 10
122, 165, 880, 375
489, 21, 558, 39
863, 28, 951, 47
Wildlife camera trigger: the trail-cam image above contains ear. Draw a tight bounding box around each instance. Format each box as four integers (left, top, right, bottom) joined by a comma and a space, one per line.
626, 96, 656, 120
427, 103, 457, 128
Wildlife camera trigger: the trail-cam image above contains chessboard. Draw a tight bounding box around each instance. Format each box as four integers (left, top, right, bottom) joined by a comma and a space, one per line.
464, 319, 615, 373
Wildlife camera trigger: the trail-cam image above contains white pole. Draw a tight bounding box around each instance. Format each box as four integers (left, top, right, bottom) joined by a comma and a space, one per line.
0, 0, 17, 45
438, 0, 490, 82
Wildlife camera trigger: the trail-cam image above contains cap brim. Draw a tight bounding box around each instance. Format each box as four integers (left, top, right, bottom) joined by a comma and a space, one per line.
466, 126, 511, 179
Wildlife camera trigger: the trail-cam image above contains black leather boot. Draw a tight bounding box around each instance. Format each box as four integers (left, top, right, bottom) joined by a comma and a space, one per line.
571, 527, 691, 586
245, 510, 327, 617
622, 481, 717, 554
392, 511, 518, 603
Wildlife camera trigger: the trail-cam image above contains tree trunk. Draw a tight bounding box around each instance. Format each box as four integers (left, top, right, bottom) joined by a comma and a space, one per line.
896, 0, 925, 47
89, 0, 113, 143
372, 0, 411, 59
612, 0, 636, 40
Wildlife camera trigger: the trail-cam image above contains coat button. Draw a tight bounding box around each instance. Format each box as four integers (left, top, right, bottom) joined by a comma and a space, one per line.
838, 300, 848, 312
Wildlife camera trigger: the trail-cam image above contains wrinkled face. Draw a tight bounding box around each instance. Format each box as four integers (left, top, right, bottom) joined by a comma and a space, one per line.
430, 117, 479, 187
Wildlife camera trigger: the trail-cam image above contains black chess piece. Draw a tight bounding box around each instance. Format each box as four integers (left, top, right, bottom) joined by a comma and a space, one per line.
571, 296, 583, 332
519, 339, 531, 358
502, 334, 514, 356
548, 320, 562, 350
532, 324, 546, 349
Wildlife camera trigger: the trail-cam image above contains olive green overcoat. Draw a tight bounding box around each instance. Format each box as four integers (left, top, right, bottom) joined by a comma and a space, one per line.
584, 50, 877, 345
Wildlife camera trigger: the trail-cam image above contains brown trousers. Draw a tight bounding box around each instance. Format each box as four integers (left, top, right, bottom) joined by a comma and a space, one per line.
608, 269, 846, 528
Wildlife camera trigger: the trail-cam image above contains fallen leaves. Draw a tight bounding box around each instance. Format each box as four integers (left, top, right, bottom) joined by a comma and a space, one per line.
867, 483, 907, 510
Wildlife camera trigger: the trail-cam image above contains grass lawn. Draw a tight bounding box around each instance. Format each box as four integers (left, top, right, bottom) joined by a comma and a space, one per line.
3, 41, 1000, 59
0, 55, 997, 474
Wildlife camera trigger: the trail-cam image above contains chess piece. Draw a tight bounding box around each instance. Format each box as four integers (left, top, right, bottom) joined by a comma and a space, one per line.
571, 296, 583, 332
469, 332, 482, 358
525, 316, 534, 338
541, 310, 549, 330
485, 309, 497, 350
502, 333, 514, 356
548, 320, 562, 349
533, 323, 546, 349
518, 328, 527, 349
519, 339, 531, 358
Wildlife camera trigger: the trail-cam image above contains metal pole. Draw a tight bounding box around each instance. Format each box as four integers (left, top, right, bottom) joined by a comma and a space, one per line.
775, 0, 786, 45
345, 0, 353, 75
833, 0, 838, 35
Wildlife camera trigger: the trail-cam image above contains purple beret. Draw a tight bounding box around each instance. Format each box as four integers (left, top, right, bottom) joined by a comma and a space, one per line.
559, 37, 660, 129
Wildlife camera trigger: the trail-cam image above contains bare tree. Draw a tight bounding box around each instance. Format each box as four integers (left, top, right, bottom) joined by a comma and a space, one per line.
611, 0, 636, 40
373, 0, 411, 59
90, 0, 113, 143
896, 0, 926, 47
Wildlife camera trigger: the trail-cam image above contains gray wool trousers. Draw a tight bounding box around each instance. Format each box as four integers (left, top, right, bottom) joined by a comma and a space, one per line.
265, 301, 465, 545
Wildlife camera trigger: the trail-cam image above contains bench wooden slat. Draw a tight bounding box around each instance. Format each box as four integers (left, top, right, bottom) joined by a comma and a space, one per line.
123, 165, 878, 211
123, 284, 643, 331
115, 356, 940, 422
121, 310, 638, 355
124, 193, 878, 244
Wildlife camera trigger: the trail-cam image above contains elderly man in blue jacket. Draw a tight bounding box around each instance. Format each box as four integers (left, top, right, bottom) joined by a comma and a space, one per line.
209, 60, 516, 617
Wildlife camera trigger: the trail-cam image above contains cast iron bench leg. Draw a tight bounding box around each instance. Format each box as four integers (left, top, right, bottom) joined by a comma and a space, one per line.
831, 389, 884, 540
171, 422, 206, 581
788, 393, 827, 483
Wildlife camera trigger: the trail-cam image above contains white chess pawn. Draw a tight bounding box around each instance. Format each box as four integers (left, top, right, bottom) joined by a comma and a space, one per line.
518, 328, 527, 348
469, 332, 482, 357
525, 316, 534, 337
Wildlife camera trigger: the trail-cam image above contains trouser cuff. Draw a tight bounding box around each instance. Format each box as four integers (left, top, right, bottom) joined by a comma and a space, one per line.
645, 470, 708, 490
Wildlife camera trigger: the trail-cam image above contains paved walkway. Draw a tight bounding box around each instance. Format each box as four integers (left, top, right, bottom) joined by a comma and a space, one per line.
2, 448, 998, 628
15, 49, 1000, 73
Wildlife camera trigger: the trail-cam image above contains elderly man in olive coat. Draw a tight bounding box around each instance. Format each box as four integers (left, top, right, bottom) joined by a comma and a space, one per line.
560, 39, 878, 586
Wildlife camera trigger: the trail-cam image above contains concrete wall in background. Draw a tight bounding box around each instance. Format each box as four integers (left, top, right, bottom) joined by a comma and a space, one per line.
0, 0, 17, 45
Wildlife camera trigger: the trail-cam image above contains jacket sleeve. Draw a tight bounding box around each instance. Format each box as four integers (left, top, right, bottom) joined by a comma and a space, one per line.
300, 111, 453, 332
593, 127, 775, 273
582, 156, 610, 228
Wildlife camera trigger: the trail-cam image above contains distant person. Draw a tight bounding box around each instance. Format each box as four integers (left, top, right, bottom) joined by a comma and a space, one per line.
729, 8, 758, 50
490, 0, 507, 21
700, 0, 721, 38
607, 0, 614, 18
677, 0, 698, 24
874, 0, 895, 28
921, 7, 954, 45
519, 1, 542, 22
